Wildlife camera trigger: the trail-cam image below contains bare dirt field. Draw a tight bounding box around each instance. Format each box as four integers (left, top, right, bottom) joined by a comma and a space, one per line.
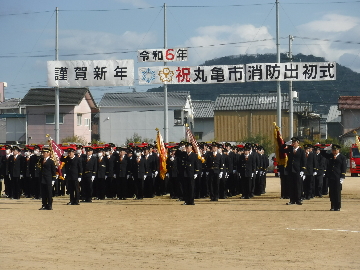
1, 174, 360, 270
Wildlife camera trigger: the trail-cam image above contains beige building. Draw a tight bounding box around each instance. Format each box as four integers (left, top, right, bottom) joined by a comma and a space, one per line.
214, 93, 316, 142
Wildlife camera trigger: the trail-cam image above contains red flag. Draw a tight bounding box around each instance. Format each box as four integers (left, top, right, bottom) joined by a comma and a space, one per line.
273, 122, 287, 166
155, 128, 167, 180
186, 126, 205, 163
48, 137, 64, 179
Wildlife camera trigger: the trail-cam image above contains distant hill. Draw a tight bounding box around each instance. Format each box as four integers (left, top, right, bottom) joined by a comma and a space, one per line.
147, 53, 360, 115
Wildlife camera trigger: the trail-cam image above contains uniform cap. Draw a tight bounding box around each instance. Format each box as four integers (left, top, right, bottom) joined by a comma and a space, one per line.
332, 144, 341, 150
291, 137, 300, 142
42, 148, 51, 153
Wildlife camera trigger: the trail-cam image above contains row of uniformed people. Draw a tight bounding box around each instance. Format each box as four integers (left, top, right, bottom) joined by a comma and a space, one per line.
280, 137, 346, 210
166, 141, 269, 204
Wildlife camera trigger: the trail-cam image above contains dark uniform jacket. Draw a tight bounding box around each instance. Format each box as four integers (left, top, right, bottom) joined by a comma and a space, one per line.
206, 152, 223, 174
315, 152, 326, 175
321, 152, 347, 180
9, 154, 24, 178
0, 155, 11, 178
30, 154, 41, 178
82, 155, 97, 178
281, 145, 306, 174
133, 156, 146, 179
167, 156, 178, 178
239, 154, 256, 178
96, 156, 107, 179
114, 155, 130, 178
184, 151, 199, 178
65, 156, 83, 180
40, 157, 56, 184
305, 152, 318, 176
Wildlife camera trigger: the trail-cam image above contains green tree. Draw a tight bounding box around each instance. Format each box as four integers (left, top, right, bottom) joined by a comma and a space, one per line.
239, 134, 274, 155
125, 133, 153, 145
61, 135, 87, 145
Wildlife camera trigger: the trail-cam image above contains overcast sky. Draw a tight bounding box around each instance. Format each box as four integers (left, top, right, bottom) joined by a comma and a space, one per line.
0, 0, 359, 102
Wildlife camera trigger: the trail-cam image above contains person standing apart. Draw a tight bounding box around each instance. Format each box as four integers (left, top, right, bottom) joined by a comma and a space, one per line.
39, 148, 56, 210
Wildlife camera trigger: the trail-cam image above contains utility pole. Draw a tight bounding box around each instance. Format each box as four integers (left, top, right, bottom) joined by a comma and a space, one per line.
276, 0, 281, 131
288, 35, 294, 138
163, 3, 168, 143
55, 7, 60, 143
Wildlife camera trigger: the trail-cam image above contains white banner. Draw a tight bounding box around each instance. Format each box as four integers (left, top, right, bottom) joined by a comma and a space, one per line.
47, 60, 134, 87
138, 65, 245, 85
246, 62, 336, 82
137, 48, 188, 62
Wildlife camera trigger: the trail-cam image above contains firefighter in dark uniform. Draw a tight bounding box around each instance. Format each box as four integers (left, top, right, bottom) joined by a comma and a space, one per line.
114, 147, 130, 200
167, 147, 179, 199
95, 148, 107, 200
314, 146, 326, 197
281, 137, 306, 205
182, 142, 199, 205
0, 145, 12, 198
9, 146, 24, 200
81, 146, 97, 202
239, 145, 256, 199
207, 142, 223, 201
303, 144, 318, 200
30, 145, 42, 199
39, 148, 56, 210
23, 147, 33, 198
321, 144, 347, 211
64, 148, 82, 205
133, 147, 146, 200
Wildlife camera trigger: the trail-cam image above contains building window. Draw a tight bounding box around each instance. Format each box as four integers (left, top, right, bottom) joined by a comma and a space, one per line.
194, 132, 203, 140
77, 114, 82, 126
174, 110, 183, 126
46, 114, 64, 124
85, 118, 91, 130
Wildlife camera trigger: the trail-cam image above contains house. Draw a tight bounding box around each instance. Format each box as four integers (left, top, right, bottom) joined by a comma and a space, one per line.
338, 96, 360, 134
98, 91, 194, 145
0, 98, 26, 144
326, 105, 342, 139
213, 93, 318, 142
20, 88, 98, 144
338, 96, 360, 146
192, 100, 214, 142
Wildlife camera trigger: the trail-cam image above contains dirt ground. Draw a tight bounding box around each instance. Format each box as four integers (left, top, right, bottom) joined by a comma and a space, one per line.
1, 174, 360, 270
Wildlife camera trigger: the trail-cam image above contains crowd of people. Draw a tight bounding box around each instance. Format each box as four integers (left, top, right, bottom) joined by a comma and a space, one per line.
0, 137, 346, 211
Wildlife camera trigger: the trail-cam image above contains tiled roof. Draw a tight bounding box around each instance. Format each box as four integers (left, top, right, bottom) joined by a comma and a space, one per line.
0, 98, 21, 109
326, 105, 341, 122
338, 96, 360, 110
99, 91, 190, 107
20, 88, 96, 108
192, 100, 214, 118
214, 93, 311, 112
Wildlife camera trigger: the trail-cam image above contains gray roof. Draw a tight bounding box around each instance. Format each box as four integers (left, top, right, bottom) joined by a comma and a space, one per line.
192, 100, 214, 118
99, 91, 190, 107
326, 105, 341, 122
20, 88, 97, 108
0, 98, 21, 109
214, 93, 312, 112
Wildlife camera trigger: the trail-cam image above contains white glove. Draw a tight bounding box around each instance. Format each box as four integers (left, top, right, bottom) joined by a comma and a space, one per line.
152, 173, 155, 178
302, 176, 306, 181
233, 170, 236, 174
63, 174, 66, 178
324, 144, 332, 151
30, 174, 32, 178
300, 171, 304, 177
340, 178, 344, 184
91, 176, 95, 181
201, 172, 203, 177
194, 174, 198, 179
260, 171, 263, 176
20, 175, 23, 179
113, 174, 116, 178
78, 178, 81, 182
52, 181, 55, 186
323, 174, 325, 177
105, 175, 108, 180
278, 172, 281, 177
252, 173, 254, 178
166, 173, 169, 178
256, 171, 258, 175
313, 172, 317, 176
143, 175, 146, 180
127, 175, 130, 179
206, 172, 209, 176
238, 173, 241, 177
219, 172, 223, 179
0, 178, 3, 182
225, 173, 229, 179
154, 171, 158, 177
9, 175, 11, 180
56, 175, 59, 179
285, 140, 292, 145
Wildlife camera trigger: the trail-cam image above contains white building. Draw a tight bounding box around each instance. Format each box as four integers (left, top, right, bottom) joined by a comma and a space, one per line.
192, 100, 214, 142
98, 91, 194, 145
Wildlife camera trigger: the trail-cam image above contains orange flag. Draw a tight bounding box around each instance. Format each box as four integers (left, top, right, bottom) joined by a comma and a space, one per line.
155, 128, 167, 180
